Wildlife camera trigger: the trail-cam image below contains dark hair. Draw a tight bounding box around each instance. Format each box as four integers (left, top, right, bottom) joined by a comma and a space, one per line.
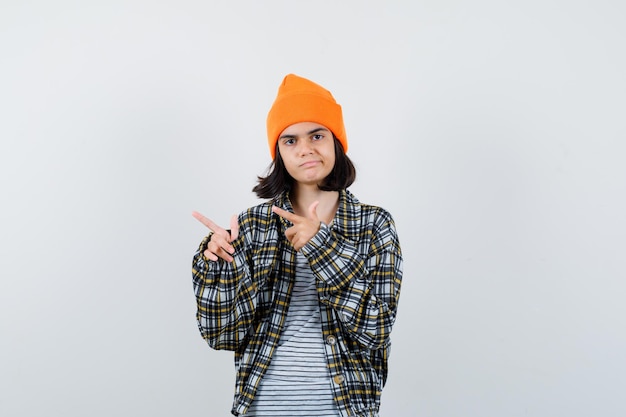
252, 137, 356, 199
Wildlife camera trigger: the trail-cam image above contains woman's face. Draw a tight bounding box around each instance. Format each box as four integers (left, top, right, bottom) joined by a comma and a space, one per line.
277, 122, 336, 187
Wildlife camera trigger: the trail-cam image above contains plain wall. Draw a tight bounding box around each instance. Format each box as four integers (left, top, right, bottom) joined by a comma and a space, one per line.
1, 1, 625, 416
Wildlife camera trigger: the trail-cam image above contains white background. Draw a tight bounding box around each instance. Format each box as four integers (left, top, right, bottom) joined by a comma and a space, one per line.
1, 1, 625, 416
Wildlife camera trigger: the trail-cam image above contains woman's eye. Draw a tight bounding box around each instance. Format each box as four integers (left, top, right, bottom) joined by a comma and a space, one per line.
312, 134, 323, 140
284, 138, 295, 145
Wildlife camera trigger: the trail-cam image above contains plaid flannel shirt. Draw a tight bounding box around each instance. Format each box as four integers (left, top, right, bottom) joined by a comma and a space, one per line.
192, 189, 403, 417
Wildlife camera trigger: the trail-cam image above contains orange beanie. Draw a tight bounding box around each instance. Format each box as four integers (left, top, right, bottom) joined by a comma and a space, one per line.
266, 74, 347, 159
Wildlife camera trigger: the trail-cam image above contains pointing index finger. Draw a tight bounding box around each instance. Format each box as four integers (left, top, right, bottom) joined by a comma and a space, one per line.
272, 206, 300, 223
191, 211, 227, 234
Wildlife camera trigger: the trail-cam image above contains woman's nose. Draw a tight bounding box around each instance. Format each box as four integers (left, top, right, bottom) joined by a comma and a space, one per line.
298, 141, 314, 155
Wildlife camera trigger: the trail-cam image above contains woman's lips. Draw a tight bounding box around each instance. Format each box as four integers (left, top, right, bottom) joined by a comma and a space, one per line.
300, 160, 320, 167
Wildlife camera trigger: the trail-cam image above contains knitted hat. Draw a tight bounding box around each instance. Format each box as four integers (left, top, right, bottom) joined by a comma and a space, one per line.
266, 74, 347, 159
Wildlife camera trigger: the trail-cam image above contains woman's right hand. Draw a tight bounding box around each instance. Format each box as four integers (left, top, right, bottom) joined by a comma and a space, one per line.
191, 211, 239, 262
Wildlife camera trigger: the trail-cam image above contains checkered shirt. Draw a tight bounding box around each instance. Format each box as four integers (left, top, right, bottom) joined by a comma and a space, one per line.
192, 189, 403, 416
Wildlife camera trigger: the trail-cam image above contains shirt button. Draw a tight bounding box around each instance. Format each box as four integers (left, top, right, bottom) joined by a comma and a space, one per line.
333, 374, 345, 385
326, 335, 337, 345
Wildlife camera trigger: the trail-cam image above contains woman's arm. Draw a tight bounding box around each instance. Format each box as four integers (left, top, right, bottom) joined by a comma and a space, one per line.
191, 212, 258, 351
301, 208, 403, 350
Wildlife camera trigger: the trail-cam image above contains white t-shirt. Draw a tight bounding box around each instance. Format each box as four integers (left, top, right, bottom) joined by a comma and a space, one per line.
244, 252, 340, 417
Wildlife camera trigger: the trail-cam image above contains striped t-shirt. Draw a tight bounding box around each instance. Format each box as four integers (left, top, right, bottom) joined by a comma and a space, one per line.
244, 252, 340, 416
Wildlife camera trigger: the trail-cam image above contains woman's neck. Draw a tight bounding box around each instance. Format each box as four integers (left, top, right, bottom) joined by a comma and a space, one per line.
290, 184, 340, 225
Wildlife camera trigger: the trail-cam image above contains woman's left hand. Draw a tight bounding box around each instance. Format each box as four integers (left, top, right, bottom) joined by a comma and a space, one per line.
272, 202, 321, 251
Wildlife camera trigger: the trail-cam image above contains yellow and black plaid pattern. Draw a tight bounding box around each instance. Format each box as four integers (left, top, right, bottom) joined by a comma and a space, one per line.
192, 190, 403, 417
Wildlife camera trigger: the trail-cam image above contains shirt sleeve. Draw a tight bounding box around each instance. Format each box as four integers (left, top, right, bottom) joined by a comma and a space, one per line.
191, 213, 258, 351
300, 208, 403, 350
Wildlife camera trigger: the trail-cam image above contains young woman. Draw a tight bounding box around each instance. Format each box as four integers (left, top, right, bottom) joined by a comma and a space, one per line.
192, 74, 403, 417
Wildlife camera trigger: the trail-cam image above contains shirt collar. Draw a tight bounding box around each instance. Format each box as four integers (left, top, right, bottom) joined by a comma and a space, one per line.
273, 189, 362, 241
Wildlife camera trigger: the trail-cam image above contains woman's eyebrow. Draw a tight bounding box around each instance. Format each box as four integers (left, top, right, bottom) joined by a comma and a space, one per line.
279, 127, 329, 140
307, 127, 329, 135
